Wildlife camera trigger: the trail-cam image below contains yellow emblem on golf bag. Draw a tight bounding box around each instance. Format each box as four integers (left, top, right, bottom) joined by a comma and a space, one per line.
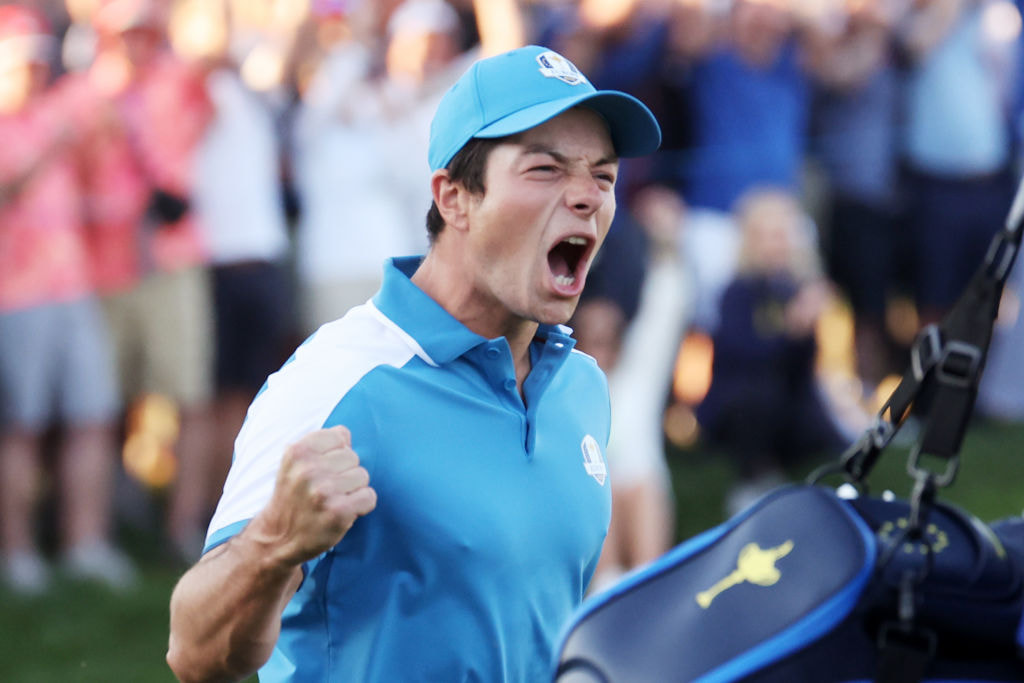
696, 540, 794, 608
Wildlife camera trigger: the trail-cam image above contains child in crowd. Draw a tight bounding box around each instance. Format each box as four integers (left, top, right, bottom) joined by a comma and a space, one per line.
696, 188, 847, 515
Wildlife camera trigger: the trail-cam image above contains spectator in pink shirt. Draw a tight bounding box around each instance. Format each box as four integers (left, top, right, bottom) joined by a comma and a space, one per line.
81, 0, 216, 562
0, 4, 136, 595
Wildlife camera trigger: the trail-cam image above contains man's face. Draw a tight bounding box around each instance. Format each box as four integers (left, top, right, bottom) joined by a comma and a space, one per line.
462, 107, 619, 327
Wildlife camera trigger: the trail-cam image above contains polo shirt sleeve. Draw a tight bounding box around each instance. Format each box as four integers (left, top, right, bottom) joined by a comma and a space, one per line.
203, 321, 397, 556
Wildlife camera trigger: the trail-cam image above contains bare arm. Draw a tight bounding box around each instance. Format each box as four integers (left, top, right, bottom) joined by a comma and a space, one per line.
802, 15, 892, 91
167, 426, 377, 682
474, 0, 525, 55
166, 528, 302, 683
898, 0, 964, 62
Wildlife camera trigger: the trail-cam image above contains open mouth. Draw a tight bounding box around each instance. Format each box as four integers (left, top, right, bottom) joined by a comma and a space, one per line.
547, 236, 589, 289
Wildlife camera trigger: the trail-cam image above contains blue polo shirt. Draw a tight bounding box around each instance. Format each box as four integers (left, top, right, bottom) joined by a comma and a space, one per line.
204, 256, 613, 682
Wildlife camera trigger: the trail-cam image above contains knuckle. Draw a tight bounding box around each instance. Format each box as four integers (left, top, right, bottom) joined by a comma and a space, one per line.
351, 466, 370, 488
360, 487, 378, 513
306, 480, 334, 507
325, 499, 354, 524
336, 445, 359, 465
346, 448, 362, 471
286, 459, 314, 486
329, 425, 352, 443
285, 440, 315, 464
306, 486, 326, 508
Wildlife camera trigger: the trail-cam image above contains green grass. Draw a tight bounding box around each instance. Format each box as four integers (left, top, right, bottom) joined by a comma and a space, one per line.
668, 416, 1024, 540
0, 567, 181, 682
0, 508, 259, 682
3, 418, 1023, 681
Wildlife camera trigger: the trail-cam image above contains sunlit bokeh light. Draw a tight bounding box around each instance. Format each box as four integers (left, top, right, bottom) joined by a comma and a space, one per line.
816, 296, 856, 378
664, 401, 701, 449
672, 330, 714, 406
122, 393, 180, 489
241, 41, 285, 91
168, 0, 229, 62
0, 63, 32, 113
886, 296, 920, 347
123, 431, 178, 489
872, 373, 904, 415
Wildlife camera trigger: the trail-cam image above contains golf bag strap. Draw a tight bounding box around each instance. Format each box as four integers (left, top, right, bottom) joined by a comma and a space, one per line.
838, 203, 1023, 484
875, 620, 936, 683
876, 640, 931, 683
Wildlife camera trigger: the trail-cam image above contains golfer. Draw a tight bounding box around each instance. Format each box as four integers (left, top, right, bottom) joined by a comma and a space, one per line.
167, 44, 661, 682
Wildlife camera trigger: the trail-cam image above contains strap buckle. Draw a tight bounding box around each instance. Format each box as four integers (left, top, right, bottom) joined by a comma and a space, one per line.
934, 341, 982, 390
911, 325, 942, 382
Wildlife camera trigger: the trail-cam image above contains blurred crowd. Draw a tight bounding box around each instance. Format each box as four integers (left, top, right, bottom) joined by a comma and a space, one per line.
3, 0, 1024, 596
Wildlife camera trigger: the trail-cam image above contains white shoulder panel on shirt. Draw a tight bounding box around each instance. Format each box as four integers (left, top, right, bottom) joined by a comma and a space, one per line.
206, 301, 417, 540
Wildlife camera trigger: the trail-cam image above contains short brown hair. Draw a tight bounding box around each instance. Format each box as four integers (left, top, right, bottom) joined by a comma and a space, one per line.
424, 135, 514, 242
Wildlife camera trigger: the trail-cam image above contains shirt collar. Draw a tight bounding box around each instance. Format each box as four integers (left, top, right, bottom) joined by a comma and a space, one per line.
373, 256, 576, 364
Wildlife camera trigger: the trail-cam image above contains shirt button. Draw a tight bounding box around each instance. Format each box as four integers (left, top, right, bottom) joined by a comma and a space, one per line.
486, 347, 501, 359
504, 379, 517, 392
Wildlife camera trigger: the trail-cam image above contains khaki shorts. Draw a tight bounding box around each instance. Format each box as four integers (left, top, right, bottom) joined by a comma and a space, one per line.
103, 266, 213, 406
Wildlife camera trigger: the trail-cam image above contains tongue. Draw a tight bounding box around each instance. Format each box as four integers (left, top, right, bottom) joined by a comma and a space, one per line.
548, 244, 572, 278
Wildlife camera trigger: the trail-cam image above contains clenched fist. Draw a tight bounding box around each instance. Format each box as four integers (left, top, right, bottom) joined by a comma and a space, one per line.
255, 425, 377, 567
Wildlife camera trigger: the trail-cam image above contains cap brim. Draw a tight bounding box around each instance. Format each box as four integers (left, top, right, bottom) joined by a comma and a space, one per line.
474, 90, 661, 159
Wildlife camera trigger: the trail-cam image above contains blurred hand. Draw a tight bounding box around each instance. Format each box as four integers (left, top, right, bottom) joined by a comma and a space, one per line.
785, 280, 831, 337
633, 185, 687, 253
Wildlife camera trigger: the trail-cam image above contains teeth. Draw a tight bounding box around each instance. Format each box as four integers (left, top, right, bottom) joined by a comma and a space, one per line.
564, 236, 587, 246
554, 275, 576, 286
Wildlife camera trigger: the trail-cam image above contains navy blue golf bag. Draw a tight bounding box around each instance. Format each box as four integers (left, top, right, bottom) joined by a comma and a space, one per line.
553, 484, 1024, 682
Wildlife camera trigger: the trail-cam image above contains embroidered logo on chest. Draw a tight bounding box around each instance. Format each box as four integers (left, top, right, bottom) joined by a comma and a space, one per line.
581, 434, 607, 486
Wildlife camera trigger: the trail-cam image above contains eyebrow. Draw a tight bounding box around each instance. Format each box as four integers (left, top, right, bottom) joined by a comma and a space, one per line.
521, 143, 618, 168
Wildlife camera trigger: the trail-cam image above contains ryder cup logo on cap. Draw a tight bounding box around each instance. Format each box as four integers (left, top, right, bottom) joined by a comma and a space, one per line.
428, 45, 662, 172
536, 50, 587, 85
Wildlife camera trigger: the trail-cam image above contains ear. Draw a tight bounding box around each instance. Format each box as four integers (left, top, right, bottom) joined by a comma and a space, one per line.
431, 169, 472, 233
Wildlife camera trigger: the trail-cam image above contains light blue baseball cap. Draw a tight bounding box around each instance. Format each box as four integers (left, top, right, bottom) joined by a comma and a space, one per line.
428, 45, 662, 172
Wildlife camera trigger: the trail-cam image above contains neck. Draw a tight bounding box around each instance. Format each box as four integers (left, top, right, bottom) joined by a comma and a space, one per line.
412, 250, 538, 378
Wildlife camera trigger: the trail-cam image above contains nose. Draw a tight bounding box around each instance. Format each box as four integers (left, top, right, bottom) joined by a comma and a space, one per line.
564, 171, 604, 218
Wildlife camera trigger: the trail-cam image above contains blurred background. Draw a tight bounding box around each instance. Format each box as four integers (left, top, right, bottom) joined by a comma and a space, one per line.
4, 0, 1024, 679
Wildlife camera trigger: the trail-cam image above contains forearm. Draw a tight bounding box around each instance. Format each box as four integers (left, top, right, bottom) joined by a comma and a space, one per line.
166, 524, 303, 683
167, 425, 376, 681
